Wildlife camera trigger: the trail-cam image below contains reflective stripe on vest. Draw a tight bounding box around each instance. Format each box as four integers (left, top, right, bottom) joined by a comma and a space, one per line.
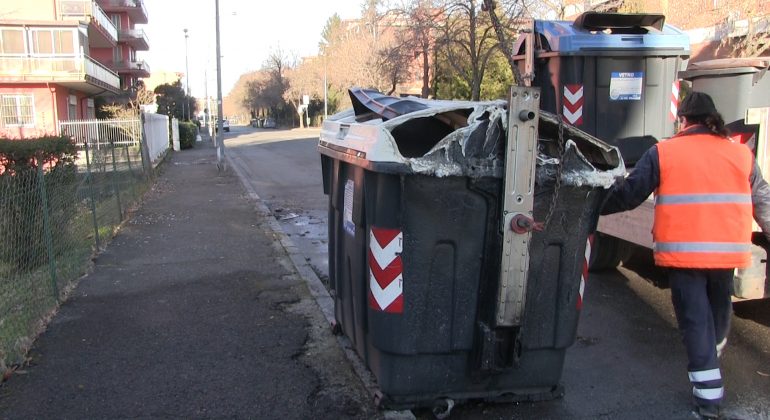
655, 242, 752, 253
654, 133, 753, 268
655, 193, 752, 205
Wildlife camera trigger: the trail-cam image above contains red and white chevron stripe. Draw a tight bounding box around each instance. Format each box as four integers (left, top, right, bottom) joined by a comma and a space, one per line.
670, 80, 680, 121
563, 84, 584, 126
368, 227, 404, 313
577, 235, 593, 310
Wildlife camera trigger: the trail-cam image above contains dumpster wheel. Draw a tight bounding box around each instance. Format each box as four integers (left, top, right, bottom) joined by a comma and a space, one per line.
431, 398, 455, 419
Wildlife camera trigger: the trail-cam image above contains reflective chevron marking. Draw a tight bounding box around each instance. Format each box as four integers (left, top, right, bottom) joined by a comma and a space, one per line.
369, 227, 404, 313
563, 84, 584, 126
563, 106, 583, 125
577, 235, 593, 310
564, 85, 584, 104
670, 80, 680, 121
369, 270, 403, 313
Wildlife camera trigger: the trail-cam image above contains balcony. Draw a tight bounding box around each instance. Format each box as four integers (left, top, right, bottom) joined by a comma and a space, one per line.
0, 55, 120, 94
111, 59, 150, 78
118, 28, 149, 51
97, 0, 148, 24
59, 1, 118, 48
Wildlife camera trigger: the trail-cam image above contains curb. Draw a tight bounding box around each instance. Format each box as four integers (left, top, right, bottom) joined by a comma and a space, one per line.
225, 150, 414, 418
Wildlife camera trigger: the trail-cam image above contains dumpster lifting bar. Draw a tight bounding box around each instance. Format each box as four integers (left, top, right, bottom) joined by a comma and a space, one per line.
496, 86, 540, 327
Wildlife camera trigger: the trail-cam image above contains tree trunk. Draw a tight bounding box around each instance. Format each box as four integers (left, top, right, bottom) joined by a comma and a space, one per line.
297, 109, 304, 128
421, 43, 430, 98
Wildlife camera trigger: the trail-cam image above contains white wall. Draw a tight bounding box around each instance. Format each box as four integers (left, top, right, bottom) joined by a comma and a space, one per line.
142, 112, 169, 166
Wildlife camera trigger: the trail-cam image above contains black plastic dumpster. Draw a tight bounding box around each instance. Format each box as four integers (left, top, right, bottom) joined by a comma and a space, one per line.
318, 88, 624, 410
513, 12, 690, 165
680, 58, 770, 145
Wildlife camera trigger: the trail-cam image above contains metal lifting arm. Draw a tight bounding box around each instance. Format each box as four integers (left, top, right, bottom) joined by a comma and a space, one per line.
496, 87, 540, 327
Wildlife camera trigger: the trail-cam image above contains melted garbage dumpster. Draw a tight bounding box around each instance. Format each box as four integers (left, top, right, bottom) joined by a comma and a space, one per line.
318, 87, 624, 410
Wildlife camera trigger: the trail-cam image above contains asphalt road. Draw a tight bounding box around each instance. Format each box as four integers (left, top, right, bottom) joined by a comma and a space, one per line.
224, 124, 770, 419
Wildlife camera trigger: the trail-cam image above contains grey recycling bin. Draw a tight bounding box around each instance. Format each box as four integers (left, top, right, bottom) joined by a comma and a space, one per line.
681, 58, 770, 299
318, 88, 624, 410
513, 12, 690, 165
680, 58, 770, 144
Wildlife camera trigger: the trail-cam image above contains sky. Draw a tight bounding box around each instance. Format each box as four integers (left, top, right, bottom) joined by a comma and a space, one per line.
141, 0, 364, 97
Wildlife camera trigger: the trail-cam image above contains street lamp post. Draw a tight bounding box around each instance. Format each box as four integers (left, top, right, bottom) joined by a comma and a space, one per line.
184, 28, 190, 121
215, 0, 224, 169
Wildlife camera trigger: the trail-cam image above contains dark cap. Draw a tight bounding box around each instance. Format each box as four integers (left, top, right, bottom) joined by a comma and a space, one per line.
677, 91, 718, 117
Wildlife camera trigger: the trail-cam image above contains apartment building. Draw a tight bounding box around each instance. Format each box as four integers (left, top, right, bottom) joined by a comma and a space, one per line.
0, 0, 149, 138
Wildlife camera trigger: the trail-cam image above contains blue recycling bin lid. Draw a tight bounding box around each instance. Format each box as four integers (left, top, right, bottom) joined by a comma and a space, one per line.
530, 12, 690, 56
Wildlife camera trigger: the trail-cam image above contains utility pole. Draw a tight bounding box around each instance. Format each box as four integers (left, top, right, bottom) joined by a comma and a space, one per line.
215, 0, 225, 169
184, 28, 190, 120
204, 66, 211, 136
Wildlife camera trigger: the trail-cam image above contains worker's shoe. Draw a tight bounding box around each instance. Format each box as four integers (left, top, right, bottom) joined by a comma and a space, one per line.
696, 403, 721, 419
716, 338, 727, 358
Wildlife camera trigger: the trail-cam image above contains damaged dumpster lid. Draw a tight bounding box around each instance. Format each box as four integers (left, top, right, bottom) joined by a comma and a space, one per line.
319, 88, 624, 187
349, 88, 429, 121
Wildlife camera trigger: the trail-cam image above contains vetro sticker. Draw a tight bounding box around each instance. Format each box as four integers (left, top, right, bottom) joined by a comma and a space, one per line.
609, 72, 643, 101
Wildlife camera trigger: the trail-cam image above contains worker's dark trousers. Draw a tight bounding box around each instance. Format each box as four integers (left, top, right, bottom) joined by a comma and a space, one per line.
669, 268, 734, 408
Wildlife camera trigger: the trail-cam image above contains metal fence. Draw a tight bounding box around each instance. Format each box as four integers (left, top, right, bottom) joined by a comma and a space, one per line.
0, 117, 163, 372
59, 118, 142, 149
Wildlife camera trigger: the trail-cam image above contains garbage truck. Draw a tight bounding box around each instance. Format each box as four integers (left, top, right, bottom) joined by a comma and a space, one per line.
511, 11, 770, 300
595, 57, 770, 300
318, 86, 624, 410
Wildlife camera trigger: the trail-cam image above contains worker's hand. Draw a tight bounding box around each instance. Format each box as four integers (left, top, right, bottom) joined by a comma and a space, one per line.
751, 231, 770, 248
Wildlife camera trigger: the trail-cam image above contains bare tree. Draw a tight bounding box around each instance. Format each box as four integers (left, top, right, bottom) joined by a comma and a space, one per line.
378, 39, 416, 95
394, 0, 444, 98
482, 0, 526, 86
284, 57, 326, 128
436, 0, 503, 100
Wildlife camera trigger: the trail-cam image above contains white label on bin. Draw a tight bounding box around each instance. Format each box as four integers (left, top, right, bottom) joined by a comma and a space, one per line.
609, 72, 643, 101
344, 179, 355, 236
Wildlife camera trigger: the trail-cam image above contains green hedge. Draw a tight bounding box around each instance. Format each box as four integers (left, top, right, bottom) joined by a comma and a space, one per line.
178, 122, 197, 150
0, 136, 78, 270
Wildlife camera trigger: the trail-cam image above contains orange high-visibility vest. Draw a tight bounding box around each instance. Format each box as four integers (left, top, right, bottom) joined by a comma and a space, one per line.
654, 132, 754, 268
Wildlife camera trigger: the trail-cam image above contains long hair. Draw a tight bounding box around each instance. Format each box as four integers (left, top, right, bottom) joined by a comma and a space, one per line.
688, 113, 729, 137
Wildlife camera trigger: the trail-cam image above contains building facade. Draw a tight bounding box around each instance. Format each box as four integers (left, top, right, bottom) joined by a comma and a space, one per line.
0, 0, 149, 138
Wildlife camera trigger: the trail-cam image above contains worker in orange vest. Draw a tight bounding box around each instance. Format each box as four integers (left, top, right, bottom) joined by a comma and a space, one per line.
601, 92, 770, 419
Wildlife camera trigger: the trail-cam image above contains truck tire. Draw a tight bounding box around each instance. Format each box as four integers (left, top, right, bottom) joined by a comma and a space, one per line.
589, 233, 636, 271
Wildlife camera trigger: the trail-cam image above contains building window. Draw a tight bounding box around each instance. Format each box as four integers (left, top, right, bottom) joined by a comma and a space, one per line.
1, 95, 35, 127
0, 28, 26, 54
110, 14, 121, 30
68, 94, 77, 120
86, 99, 95, 119
29, 28, 75, 55
113, 46, 123, 64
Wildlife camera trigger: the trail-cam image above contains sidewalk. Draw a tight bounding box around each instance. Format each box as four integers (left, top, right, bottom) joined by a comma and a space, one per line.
0, 139, 374, 419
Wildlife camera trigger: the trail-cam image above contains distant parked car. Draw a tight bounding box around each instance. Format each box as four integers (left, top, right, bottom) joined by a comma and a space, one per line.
263, 118, 276, 129
215, 119, 230, 133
